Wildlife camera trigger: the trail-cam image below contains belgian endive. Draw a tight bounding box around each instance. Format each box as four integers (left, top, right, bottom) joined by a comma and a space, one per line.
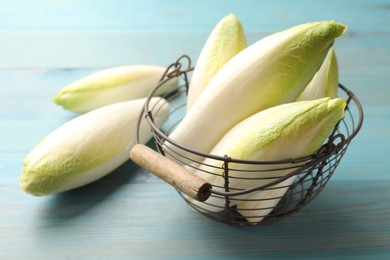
188, 97, 346, 216
20, 97, 169, 196
296, 47, 339, 101
237, 47, 340, 224
186, 13, 247, 111
167, 21, 347, 163
53, 65, 177, 113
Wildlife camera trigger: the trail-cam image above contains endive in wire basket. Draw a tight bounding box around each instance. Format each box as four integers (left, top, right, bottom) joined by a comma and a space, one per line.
130, 55, 363, 226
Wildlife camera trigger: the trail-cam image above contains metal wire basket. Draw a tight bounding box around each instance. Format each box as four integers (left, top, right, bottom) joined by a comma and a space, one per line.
130, 55, 364, 226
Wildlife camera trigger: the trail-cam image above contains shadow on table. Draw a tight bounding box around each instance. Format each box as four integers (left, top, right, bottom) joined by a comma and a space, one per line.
189, 180, 389, 257
36, 158, 144, 224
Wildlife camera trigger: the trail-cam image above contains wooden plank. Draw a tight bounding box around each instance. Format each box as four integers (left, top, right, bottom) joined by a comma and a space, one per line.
1, 0, 389, 33
0, 180, 389, 258
0, 30, 389, 69
0, 0, 389, 69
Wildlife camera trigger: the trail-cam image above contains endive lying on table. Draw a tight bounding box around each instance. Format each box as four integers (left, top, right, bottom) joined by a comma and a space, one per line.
188, 98, 346, 218
167, 20, 347, 163
53, 65, 178, 113
186, 13, 247, 111
20, 97, 169, 196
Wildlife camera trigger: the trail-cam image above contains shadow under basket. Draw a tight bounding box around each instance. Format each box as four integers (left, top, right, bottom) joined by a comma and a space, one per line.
130, 55, 364, 226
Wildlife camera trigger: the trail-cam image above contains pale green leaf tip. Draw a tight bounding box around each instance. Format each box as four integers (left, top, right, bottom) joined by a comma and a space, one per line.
20, 174, 55, 196
227, 13, 238, 20
52, 88, 85, 112
219, 13, 243, 28
52, 88, 70, 107
20, 166, 57, 196
52, 92, 62, 105
316, 97, 346, 116
218, 13, 242, 31
331, 96, 347, 111
298, 20, 347, 38
331, 20, 348, 37
52, 77, 98, 109
19, 157, 59, 196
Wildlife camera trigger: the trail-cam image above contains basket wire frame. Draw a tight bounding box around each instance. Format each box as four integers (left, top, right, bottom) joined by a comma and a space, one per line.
136, 55, 364, 226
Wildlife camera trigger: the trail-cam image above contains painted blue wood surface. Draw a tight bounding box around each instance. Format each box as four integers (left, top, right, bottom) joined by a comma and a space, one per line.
1, 0, 389, 259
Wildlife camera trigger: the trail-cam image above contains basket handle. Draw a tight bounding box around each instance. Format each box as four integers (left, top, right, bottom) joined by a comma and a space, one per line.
129, 144, 212, 202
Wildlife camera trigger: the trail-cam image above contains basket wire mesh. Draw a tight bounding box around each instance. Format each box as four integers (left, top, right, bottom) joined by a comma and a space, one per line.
135, 55, 364, 226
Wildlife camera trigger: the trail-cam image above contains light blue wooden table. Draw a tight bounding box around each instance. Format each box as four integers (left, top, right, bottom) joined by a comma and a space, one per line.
1, 0, 389, 259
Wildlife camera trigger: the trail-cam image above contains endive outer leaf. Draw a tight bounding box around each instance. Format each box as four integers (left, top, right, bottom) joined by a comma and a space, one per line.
236, 176, 295, 224
188, 97, 346, 214
168, 21, 347, 163
20, 97, 169, 196
53, 65, 177, 113
186, 13, 247, 111
296, 47, 339, 101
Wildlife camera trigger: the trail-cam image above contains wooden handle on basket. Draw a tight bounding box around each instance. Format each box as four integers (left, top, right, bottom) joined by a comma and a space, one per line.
130, 144, 212, 202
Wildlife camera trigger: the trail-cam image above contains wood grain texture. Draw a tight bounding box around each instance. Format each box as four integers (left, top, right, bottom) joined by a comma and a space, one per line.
1, 0, 389, 258
130, 144, 211, 201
